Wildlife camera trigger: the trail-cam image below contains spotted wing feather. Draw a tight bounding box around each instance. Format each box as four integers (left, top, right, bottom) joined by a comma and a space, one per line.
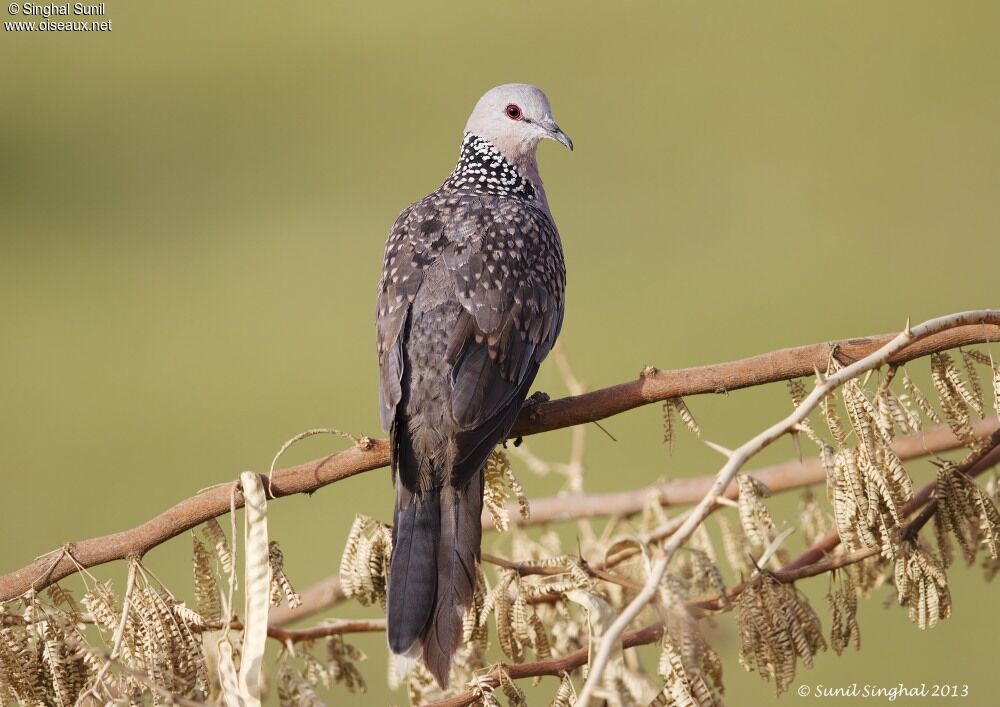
377, 195, 565, 453
445, 202, 564, 484
376, 201, 446, 431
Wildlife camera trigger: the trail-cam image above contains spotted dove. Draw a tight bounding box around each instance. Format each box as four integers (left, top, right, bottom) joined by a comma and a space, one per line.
376, 83, 571, 688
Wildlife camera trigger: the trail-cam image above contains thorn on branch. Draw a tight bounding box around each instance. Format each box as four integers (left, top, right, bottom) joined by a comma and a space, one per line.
703, 440, 734, 459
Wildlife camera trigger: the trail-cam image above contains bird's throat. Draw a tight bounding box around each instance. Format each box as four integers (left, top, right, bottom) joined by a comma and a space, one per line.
443, 133, 541, 203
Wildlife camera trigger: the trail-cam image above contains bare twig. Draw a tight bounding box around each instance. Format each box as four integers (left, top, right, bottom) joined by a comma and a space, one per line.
269, 574, 347, 627
2, 318, 996, 602
189, 612, 388, 644
426, 623, 666, 707
481, 552, 644, 590
264, 618, 386, 642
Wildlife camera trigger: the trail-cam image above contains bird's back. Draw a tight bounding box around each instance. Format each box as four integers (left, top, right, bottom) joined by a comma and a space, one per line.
376, 89, 570, 687
378, 184, 566, 491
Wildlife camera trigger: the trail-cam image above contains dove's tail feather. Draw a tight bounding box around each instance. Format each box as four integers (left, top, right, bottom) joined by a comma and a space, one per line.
420, 470, 483, 688
387, 482, 440, 658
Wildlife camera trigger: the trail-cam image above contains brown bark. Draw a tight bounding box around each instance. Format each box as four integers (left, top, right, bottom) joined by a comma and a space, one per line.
512, 324, 1000, 436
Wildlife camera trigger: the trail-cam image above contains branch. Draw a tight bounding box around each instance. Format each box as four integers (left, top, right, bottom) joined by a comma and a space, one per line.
515, 415, 999, 526
481, 552, 644, 590
267, 415, 998, 627
427, 624, 666, 707
0, 439, 388, 604
513, 322, 1000, 436
264, 618, 386, 643
2, 318, 997, 603
269, 574, 348, 628
575, 310, 1000, 705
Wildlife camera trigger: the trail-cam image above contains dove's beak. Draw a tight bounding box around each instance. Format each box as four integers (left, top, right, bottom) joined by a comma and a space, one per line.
553, 127, 574, 151
542, 118, 573, 151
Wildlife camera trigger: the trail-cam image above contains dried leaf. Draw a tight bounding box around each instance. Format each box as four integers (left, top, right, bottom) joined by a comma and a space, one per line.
203, 518, 235, 575
893, 540, 951, 630
192, 536, 222, 622
737, 572, 824, 694
268, 541, 302, 609
484, 451, 529, 530
338, 515, 392, 607
828, 572, 860, 655
737, 475, 778, 551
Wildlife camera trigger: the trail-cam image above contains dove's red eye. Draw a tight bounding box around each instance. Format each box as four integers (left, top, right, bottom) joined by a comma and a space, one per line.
505, 103, 523, 120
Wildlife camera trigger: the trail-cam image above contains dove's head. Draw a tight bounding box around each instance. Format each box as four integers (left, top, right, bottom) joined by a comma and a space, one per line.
465, 84, 573, 162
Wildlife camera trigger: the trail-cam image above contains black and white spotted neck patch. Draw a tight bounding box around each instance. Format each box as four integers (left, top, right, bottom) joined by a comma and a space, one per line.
442, 133, 537, 201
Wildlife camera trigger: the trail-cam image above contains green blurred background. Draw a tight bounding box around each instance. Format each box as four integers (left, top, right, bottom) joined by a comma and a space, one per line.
2, 1, 998, 704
